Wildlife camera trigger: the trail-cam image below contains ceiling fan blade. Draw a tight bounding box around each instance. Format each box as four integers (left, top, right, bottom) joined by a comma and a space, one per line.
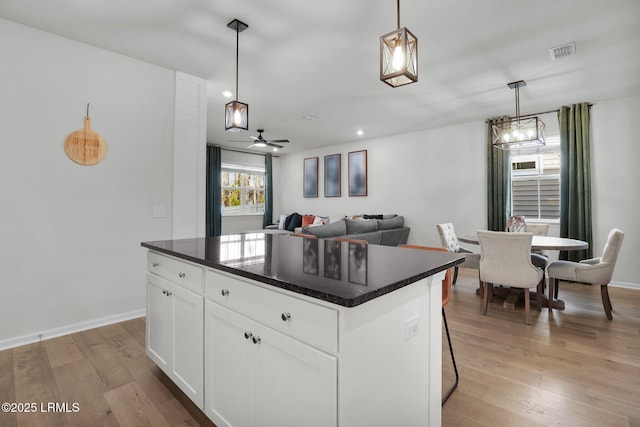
268, 139, 289, 143
250, 135, 260, 141
266, 142, 284, 149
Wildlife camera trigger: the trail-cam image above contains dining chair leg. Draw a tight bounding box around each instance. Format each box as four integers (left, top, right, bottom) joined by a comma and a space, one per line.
453, 266, 459, 285
482, 282, 492, 315
548, 278, 557, 313
601, 284, 613, 320
441, 308, 458, 405
524, 289, 531, 325
535, 279, 543, 312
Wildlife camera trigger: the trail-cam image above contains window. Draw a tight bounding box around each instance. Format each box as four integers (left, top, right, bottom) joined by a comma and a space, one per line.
221, 163, 265, 216
510, 137, 560, 221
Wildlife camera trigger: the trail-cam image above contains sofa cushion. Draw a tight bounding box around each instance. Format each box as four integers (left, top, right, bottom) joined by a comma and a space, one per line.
377, 215, 404, 230
379, 227, 410, 246
302, 215, 316, 226
313, 215, 330, 225
287, 213, 303, 232
283, 213, 295, 230
303, 220, 347, 238
345, 218, 379, 234
277, 214, 288, 230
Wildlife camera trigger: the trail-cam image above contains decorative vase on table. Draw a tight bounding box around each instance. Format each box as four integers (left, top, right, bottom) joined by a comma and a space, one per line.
506, 215, 526, 232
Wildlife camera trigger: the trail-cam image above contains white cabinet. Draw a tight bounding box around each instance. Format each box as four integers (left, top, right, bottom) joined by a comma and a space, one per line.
146, 253, 204, 408
204, 268, 443, 427
204, 290, 337, 427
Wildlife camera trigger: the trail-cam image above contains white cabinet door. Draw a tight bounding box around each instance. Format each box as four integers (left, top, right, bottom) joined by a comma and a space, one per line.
146, 273, 172, 371
259, 326, 337, 427
172, 284, 204, 408
205, 301, 337, 427
205, 300, 256, 427
147, 273, 204, 408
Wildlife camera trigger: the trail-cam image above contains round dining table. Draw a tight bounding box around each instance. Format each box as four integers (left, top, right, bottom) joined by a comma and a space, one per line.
458, 234, 589, 251
457, 233, 589, 311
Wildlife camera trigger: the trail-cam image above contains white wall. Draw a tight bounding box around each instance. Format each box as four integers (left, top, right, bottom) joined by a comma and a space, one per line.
277, 121, 487, 247
0, 19, 175, 348
276, 98, 640, 286
591, 95, 640, 286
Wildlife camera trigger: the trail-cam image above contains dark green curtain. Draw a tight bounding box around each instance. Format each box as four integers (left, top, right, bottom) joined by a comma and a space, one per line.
486, 116, 512, 231
263, 154, 273, 228
206, 145, 222, 236
558, 103, 592, 261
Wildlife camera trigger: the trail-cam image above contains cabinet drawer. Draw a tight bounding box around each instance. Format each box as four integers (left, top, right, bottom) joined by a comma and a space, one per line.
148, 252, 204, 295
206, 269, 338, 354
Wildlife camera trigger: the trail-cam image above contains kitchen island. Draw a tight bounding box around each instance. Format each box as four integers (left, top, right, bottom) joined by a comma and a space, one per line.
142, 233, 464, 427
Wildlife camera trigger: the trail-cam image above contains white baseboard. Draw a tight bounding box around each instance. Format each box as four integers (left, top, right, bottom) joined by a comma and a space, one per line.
610, 280, 640, 290
0, 309, 146, 351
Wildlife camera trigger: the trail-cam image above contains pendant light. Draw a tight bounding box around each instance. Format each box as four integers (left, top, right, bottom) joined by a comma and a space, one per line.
225, 19, 249, 131
492, 80, 545, 150
380, 0, 418, 87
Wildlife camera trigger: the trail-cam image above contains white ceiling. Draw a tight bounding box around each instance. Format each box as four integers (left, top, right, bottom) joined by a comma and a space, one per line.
2, 0, 640, 153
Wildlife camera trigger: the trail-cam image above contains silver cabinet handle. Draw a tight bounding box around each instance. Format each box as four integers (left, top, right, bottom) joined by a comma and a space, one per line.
252, 336, 262, 344
178, 272, 186, 279
221, 289, 230, 296
152, 262, 159, 268
244, 331, 253, 340
281, 312, 291, 322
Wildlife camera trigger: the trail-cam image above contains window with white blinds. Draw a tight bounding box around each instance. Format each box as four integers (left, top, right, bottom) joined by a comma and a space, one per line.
510, 137, 560, 221
221, 163, 266, 216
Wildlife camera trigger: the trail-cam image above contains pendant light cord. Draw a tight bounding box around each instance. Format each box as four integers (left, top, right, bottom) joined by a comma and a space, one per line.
235, 27, 239, 102
514, 84, 520, 119
397, 0, 401, 29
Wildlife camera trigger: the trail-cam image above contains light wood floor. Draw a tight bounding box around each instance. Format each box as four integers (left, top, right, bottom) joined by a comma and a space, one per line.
1, 270, 639, 426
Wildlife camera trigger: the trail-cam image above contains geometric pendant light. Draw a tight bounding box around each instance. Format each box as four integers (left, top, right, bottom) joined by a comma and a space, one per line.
380, 0, 418, 87
491, 80, 545, 150
225, 19, 249, 131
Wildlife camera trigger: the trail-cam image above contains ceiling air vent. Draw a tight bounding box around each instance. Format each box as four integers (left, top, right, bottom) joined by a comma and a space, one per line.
549, 42, 576, 60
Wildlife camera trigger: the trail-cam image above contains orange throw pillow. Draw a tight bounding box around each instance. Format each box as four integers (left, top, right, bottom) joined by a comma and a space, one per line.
302, 215, 316, 226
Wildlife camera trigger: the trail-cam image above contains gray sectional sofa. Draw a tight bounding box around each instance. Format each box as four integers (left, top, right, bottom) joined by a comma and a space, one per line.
300, 215, 410, 246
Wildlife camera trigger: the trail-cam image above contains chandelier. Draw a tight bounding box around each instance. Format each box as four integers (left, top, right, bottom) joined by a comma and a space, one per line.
492, 80, 545, 150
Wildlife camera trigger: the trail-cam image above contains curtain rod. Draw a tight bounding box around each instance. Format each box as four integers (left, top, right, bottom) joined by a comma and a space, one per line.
208, 144, 280, 158
485, 103, 594, 123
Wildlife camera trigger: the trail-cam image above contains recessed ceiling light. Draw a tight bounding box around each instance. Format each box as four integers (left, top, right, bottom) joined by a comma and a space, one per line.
222, 90, 233, 98
357, 130, 364, 136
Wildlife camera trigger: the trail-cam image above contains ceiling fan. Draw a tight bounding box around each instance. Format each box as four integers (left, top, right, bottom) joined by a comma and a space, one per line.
232, 129, 290, 149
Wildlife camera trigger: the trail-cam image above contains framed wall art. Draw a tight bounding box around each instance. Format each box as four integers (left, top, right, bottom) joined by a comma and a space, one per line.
348, 150, 367, 197
324, 153, 341, 197
303, 157, 318, 198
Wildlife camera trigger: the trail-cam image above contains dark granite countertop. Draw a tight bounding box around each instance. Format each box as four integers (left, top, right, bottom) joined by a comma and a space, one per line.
141, 233, 465, 307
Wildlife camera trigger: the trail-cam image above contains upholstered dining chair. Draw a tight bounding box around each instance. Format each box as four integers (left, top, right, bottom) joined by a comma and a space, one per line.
547, 228, 624, 320
399, 244, 458, 404
477, 231, 544, 325
525, 223, 550, 236
525, 223, 551, 258
436, 223, 480, 285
